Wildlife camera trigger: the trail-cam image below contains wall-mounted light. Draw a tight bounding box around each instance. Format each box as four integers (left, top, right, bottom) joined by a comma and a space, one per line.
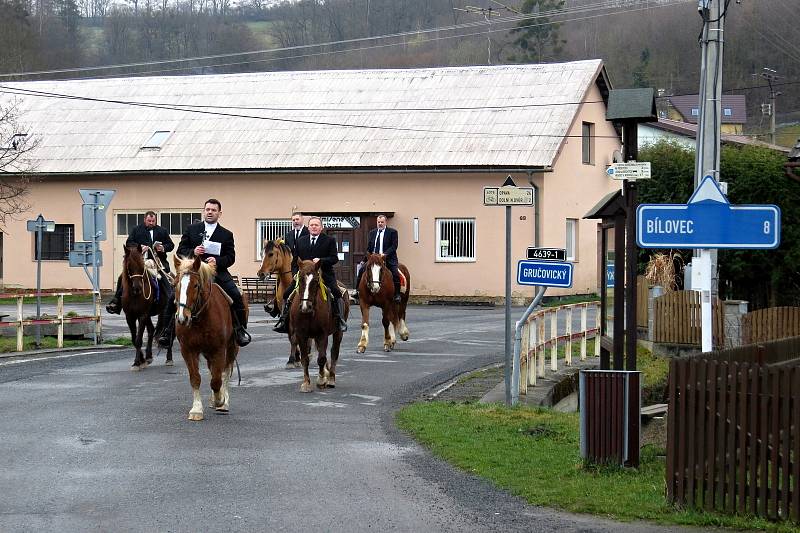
413, 217, 419, 243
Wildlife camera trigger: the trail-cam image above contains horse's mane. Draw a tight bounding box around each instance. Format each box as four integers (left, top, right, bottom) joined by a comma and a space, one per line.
175, 256, 216, 287
264, 239, 292, 257
365, 253, 386, 268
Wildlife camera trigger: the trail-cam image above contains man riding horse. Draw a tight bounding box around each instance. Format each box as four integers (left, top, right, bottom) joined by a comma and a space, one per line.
106, 210, 174, 331
158, 199, 251, 347
273, 216, 348, 333
357, 214, 402, 303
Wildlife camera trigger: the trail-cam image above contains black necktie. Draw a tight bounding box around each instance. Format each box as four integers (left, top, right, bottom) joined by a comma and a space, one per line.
295, 230, 299, 240
311, 237, 316, 247
377, 230, 383, 253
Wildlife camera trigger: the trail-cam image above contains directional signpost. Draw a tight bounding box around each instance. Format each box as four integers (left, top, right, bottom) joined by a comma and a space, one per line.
78, 189, 115, 344
27, 214, 56, 347
484, 176, 534, 406
637, 176, 781, 352
526, 247, 566, 261
605, 161, 651, 181
637, 176, 780, 249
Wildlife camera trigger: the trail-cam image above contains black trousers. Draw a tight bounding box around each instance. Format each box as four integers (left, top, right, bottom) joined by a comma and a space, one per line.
216, 277, 245, 313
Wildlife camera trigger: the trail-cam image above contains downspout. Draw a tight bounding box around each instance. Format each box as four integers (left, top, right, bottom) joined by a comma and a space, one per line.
527, 170, 540, 246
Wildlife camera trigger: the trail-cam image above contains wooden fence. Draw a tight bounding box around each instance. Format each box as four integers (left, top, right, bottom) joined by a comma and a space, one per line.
519, 302, 600, 394
0, 292, 100, 350
667, 358, 800, 521
742, 307, 800, 345
652, 290, 724, 347
689, 335, 800, 366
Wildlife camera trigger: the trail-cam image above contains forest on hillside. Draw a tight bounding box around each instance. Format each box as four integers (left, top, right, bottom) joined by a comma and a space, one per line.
0, 0, 798, 139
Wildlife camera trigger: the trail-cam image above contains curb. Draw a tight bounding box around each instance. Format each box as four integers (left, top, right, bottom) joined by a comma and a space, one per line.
0, 344, 130, 360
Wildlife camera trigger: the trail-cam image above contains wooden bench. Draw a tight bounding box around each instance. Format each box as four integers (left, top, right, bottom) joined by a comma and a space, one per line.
233, 276, 276, 304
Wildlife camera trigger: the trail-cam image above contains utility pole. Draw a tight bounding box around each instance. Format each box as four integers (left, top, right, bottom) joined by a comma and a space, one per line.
694, 0, 727, 353
758, 67, 781, 145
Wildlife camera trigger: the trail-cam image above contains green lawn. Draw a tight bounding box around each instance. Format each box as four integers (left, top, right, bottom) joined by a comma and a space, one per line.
0, 294, 95, 305
396, 402, 797, 531
0, 335, 132, 352
776, 124, 800, 148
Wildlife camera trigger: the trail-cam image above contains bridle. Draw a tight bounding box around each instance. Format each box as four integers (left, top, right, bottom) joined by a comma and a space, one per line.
126, 258, 152, 301
178, 270, 212, 321
298, 270, 321, 309
365, 258, 386, 291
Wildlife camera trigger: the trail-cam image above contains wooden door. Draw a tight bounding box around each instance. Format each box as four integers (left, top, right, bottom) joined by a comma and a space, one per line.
325, 228, 355, 287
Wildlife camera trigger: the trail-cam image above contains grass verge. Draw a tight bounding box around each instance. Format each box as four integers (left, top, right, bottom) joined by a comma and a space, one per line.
0, 335, 132, 352
396, 402, 796, 531
0, 294, 95, 305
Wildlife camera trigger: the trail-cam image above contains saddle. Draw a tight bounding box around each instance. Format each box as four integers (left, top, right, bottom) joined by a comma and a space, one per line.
398, 270, 407, 289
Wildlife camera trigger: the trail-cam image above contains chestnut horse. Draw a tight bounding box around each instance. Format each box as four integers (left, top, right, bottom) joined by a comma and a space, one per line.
257, 239, 301, 368
173, 256, 249, 421
121, 244, 173, 369
356, 253, 410, 353
291, 259, 350, 392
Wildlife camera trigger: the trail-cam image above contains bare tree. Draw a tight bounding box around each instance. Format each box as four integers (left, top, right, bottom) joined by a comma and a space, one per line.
0, 100, 37, 227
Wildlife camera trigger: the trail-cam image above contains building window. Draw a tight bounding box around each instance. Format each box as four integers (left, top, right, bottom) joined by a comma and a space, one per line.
723, 108, 732, 116
691, 108, 699, 116
3, 133, 28, 151
117, 213, 145, 236
34, 224, 74, 260
256, 219, 293, 259
566, 219, 578, 261
436, 218, 475, 262
581, 122, 594, 165
160, 212, 202, 235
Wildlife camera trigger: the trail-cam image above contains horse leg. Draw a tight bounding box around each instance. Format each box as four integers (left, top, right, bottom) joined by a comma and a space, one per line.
128, 314, 145, 370
316, 335, 329, 389
328, 331, 343, 388
298, 336, 312, 393
207, 351, 227, 412
183, 351, 204, 421
398, 300, 410, 341
144, 316, 154, 365
382, 308, 396, 352
357, 303, 370, 353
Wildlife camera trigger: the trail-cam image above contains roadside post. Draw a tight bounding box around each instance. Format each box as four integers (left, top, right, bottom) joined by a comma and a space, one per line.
484, 176, 534, 406
26, 214, 56, 346
78, 189, 115, 344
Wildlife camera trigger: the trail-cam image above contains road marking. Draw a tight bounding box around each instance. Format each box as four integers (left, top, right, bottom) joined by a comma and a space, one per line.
348, 359, 399, 363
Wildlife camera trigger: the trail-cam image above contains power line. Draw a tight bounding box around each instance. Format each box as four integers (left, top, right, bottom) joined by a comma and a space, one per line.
0, 0, 694, 80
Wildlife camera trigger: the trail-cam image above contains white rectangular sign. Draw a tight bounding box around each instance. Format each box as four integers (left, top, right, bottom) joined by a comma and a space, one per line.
606, 162, 651, 181
484, 186, 534, 206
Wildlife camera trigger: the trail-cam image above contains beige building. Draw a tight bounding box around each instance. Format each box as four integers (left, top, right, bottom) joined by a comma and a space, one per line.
1, 60, 621, 300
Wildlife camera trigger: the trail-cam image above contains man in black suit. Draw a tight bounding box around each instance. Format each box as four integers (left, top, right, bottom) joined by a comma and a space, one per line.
282, 211, 309, 274
357, 214, 401, 303
273, 216, 348, 333
158, 199, 251, 347
106, 210, 174, 315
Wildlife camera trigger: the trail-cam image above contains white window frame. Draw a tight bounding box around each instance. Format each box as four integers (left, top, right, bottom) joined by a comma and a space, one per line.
159, 211, 202, 237
435, 218, 476, 262
256, 219, 293, 260
566, 218, 578, 261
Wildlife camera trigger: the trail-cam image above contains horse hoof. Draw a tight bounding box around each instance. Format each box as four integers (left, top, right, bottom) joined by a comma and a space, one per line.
215, 406, 229, 413
294, 362, 302, 369
130, 365, 142, 372
384, 345, 392, 352
356, 346, 365, 354
285, 363, 296, 370
327, 378, 336, 388
400, 333, 409, 341
188, 412, 204, 421
165, 359, 174, 367
300, 382, 312, 393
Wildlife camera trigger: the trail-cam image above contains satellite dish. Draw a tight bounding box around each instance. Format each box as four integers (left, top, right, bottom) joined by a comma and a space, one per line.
612, 150, 624, 163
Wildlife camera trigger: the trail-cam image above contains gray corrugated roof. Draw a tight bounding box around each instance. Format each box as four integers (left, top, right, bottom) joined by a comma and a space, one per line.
2, 60, 604, 174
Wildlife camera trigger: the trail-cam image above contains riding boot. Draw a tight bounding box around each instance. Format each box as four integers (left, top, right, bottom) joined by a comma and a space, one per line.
157, 300, 175, 348
231, 307, 251, 347
106, 282, 124, 314
393, 281, 402, 303
264, 299, 280, 318
334, 297, 348, 332
273, 301, 290, 333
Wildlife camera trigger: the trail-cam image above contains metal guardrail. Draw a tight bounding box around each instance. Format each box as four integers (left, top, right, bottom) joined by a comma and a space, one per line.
519, 301, 600, 394
0, 291, 100, 351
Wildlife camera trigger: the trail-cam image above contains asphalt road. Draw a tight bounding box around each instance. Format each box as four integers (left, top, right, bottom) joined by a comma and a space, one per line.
0, 305, 695, 532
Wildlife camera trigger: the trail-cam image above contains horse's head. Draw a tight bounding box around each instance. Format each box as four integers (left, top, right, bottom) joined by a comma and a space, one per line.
173, 255, 216, 325
296, 259, 322, 314
364, 253, 387, 294
258, 239, 291, 280
124, 244, 146, 296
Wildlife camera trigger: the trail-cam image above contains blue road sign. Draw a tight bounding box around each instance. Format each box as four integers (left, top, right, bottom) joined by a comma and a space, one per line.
517, 260, 573, 288
606, 264, 615, 288
637, 176, 780, 249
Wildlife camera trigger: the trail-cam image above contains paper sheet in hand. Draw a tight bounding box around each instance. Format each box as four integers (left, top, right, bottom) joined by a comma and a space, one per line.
202, 240, 222, 255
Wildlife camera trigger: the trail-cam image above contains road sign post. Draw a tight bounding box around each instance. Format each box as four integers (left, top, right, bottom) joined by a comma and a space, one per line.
79, 189, 115, 344
26, 214, 55, 347
484, 176, 534, 406
637, 177, 781, 352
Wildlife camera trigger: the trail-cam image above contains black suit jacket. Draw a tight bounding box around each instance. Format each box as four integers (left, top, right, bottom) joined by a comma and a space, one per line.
283, 226, 309, 267
177, 222, 236, 282
295, 233, 338, 280
367, 227, 398, 264
126, 223, 175, 271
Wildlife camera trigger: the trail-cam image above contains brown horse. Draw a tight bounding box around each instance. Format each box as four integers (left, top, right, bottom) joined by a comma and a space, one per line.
257, 239, 301, 368
290, 259, 350, 393
356, 253, 410, 353
121, 244, 173, 370
172, 255, 248, 421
